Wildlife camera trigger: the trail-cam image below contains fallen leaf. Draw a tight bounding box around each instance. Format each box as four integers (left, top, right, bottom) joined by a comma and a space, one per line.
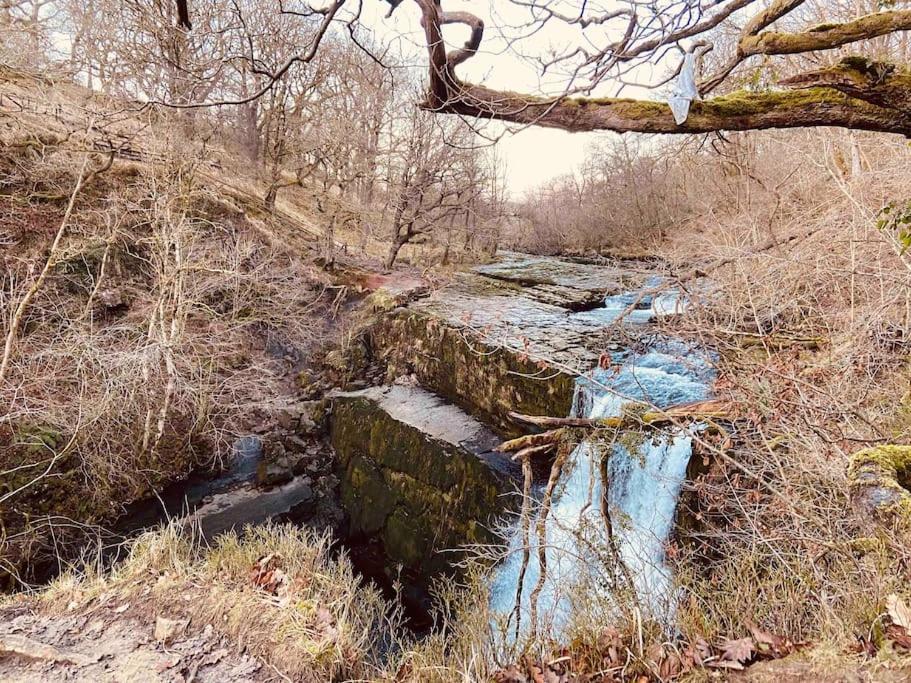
155, 654, 182, 672
492, 665, 525, 683
719, 637, 755, 665
688, 637, 712, 664
848, 636, 877, 658
887, 594, 911, 632
112, 603, 130, 613
748, 622, 793, 659
886, 624, 911, 652
529, 661, 545, 683
250, 554, 289, 595
658, 650, 683, 679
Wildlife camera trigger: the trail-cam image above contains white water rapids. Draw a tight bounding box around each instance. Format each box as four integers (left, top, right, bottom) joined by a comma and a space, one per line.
489, 286, 715, 636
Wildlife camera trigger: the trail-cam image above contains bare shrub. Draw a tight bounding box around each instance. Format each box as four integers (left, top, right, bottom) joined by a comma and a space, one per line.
649, 128, 911, 646
1, 109, 331, 579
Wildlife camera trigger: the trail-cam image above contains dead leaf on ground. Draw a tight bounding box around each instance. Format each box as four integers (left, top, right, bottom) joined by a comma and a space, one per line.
707, 636, 755, 670
887, 594, 911, 632
658, 650, 684, 679
848, 635, 878, 658
492, 665, 526, 683
250, 553, 289, 595
886, 624, 911, 652
748, 622, 794, 659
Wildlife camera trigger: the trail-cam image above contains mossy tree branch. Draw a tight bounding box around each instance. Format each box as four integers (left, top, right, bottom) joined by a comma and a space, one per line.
742, 10, 911, 57
413, 0, 911, 137
701, 7, 911, 92
423, 71, 911, 136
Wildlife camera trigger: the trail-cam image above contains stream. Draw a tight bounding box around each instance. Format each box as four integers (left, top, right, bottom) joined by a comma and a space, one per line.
489, 285, 715, 636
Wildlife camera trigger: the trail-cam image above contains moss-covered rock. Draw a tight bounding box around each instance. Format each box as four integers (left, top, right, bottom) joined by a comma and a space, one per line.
847, 445, 911, 526
330, 385, 519, 581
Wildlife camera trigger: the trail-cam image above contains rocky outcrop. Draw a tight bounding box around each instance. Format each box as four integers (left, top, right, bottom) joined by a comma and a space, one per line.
372, 308, 576, 435
369, 254, 652, 434
249, 399, 329, 487
330, 384, 520, 581
186, 477, 318, 540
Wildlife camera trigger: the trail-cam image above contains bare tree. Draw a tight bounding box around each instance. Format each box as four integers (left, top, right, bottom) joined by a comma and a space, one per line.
382, 102, 485, 269
161, 0, 911, 137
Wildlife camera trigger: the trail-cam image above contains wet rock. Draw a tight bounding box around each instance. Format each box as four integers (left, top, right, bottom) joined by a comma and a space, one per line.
369, 254, 672, 435
255, 456, 294, 487
186, 478, 319, 540
330, 384, 520, 580
473, 251, 626, 293
267, 400, 327, 436
295, 369, 326, 399
373, 306, 576, 435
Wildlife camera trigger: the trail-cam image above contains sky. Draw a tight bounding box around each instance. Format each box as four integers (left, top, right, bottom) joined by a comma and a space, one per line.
498, 127, 592, 197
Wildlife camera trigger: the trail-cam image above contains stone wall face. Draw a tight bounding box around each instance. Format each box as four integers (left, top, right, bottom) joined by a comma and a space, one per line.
371, 310, 575, 436
330, 387, 519, 581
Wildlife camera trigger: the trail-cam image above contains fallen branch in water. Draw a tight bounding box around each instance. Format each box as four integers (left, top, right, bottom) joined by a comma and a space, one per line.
497, 399, 733, 459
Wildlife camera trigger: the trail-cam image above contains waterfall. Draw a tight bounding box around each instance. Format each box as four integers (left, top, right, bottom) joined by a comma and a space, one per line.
489, 289, 714, 636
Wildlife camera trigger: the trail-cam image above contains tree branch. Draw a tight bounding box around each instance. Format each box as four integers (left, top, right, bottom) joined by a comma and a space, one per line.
425, 74, 911, 136
415, 0, 911, 136
743, 10, 911, 56
702, 7, 911, 93
441, 10, 483, 70
781, 58, 911, 112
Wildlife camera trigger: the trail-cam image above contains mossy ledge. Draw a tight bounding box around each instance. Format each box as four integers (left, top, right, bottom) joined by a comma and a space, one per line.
329, 385, 520, 583
371, 309, 576, 435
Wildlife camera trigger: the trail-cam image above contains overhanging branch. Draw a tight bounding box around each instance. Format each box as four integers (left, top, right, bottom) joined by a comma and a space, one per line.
414, 0, 911, 137
425, 77, 911, 136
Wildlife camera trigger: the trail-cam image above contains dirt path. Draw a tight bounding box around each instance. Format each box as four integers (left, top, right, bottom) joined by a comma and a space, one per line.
0, 602, 273, 682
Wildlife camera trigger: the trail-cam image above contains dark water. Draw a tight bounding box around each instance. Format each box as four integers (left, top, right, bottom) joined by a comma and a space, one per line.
113, 435, 265, 534
110, 435, 435, 633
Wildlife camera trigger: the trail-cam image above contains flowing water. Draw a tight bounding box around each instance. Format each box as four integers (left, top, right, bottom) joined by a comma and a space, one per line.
490, 285, 715, 635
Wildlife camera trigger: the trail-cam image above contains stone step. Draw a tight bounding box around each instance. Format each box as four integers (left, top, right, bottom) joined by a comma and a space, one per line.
329, 384, 520, 582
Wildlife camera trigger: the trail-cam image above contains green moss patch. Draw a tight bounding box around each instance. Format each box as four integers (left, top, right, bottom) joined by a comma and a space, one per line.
330, 388, 515, 581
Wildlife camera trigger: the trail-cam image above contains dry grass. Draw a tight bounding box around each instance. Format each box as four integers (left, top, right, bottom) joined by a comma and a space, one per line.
649, 128, 911, 652
0, 88, 334, 582
32, 523, 397, 681
28, 523, 553, 682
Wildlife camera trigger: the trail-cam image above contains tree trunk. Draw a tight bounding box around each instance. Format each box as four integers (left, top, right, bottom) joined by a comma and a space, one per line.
385, 236, 406, 270
264, 183, 278, 212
